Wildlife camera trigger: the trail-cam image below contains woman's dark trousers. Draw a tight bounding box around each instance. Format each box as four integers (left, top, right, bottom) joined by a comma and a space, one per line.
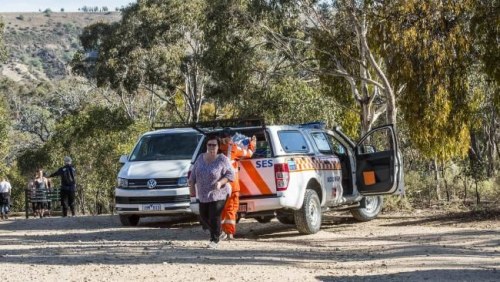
199, 200, 226, 243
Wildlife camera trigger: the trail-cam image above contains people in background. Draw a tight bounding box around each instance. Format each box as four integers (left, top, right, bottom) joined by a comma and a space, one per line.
189, 134, 234, 249
43, 172, 53, 217
0, 177, 12, 220
49, 156, 76, 217
33, 169, 49, 218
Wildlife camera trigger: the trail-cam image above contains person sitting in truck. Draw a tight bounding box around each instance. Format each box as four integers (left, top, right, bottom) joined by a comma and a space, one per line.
219, 128, 256, 240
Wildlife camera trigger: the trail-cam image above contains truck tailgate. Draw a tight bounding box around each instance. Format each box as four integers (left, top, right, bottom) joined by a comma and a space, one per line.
238, 158, 276, 197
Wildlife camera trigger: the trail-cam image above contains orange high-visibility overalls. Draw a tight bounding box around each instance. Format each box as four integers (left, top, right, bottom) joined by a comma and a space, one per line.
220, 139, 255, 235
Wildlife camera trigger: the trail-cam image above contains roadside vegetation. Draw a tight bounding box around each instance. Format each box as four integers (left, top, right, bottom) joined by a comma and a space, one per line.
0, 0, 498, 215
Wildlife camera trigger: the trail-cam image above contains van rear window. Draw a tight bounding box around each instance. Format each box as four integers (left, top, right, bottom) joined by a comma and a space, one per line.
278, 130, 308, 153
129, 133, 201, 161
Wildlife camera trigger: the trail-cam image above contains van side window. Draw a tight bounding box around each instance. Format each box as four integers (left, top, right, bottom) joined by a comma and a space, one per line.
278, 130, 308, 153
310, 132, 333, 154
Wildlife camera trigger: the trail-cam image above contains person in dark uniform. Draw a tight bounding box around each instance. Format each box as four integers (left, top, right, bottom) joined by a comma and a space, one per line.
49, 156, 76, 217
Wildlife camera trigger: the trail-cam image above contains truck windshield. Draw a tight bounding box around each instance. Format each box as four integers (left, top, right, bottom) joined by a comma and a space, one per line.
129, 132, 201, 161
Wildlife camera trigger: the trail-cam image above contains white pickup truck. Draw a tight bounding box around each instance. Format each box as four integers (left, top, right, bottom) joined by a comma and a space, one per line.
190, 120, 403, 234
116, 128, 202, 226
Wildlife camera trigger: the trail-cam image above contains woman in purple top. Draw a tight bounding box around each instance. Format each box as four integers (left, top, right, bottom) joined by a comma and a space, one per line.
189, 134, 234, 249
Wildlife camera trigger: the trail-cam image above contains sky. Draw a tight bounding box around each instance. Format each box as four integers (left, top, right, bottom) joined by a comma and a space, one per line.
0, 0, 136, 12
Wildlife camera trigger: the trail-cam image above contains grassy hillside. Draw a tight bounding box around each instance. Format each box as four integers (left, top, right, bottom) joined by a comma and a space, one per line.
1, 12, 120, 83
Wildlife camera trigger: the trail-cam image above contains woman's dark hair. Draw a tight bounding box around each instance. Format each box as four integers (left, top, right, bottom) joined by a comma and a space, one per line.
205, 134, 221, 153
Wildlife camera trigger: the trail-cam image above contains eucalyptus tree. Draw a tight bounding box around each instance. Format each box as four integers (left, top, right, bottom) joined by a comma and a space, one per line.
202, 0, 338, 125
372, 0, 487, 200
373, 0, 480, 161
255, 0, 401, 135
72, 0, 209, 123
471, 0, 499, 177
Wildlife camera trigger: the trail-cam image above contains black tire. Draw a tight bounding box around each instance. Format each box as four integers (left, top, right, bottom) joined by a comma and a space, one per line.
276, 213, 295, 225
294, 189, 322, 234
255, 216, 274, 224
350, 196, 384, 222
119, 214, 140, 226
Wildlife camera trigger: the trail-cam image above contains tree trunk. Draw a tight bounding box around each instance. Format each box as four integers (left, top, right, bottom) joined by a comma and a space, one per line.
463, 176, 467, 205
441, 161, 450, 202
486, 108, 497, 177
475, 180, 480, 205
433, 159, 441, 201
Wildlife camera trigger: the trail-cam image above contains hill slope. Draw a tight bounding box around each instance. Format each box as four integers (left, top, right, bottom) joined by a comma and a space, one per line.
1, 12, 120, 83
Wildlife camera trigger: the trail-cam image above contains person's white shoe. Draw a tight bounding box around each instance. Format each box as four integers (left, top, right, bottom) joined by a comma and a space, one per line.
219, 232, 228, 241
207, 241, 218, 249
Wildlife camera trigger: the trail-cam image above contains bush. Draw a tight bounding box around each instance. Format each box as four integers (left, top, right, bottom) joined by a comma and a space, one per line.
383, 195, 413, 212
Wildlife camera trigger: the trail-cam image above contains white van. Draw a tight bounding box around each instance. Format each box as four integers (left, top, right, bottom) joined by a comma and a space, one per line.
116, 128, 203, 226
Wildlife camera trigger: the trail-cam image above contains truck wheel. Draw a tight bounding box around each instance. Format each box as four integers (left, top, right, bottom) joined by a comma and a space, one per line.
255, 216, 274, 224
119, 215, 140, 226
294, 189, 322, 234
276, 213, 295, 225
350, 196, 384, 222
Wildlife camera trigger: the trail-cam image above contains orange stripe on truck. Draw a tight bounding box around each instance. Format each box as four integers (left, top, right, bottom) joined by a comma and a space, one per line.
239, 180, 251, 195
240, 161, 273, 195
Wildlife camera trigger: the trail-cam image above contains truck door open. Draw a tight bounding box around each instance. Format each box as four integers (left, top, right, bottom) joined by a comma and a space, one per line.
355, 125, 402, 195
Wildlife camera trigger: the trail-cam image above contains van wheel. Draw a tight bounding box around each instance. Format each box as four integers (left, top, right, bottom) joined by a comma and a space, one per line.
119, 215, 140, 226
350, 196, 383, 222
294, 189, 321, 234
255, 216, 274, 224
276, 213, 295, 225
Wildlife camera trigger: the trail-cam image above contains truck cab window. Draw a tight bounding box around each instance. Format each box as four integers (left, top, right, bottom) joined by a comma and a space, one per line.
310, 132, 333, 155
278, 130, 309, 153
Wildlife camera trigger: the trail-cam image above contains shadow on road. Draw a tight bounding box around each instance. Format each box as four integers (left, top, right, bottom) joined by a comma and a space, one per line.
317, 269, 499, 282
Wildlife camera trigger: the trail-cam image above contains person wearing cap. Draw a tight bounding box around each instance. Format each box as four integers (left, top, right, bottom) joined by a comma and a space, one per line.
49, 156, 77, 217
219, 128, 256, 240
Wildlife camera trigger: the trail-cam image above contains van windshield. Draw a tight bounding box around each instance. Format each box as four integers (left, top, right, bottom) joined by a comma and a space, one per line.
129, 132, 201, 161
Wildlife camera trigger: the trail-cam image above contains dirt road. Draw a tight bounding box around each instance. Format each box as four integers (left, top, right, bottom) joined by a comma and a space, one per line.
0, 210, 498, 281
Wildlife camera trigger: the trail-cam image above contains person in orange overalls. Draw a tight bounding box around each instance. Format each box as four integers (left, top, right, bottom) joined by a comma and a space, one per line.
219, 128, 256, 240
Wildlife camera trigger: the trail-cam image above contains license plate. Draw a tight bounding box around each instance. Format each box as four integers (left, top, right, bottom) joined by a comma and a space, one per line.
238, 204, 247, 213
143, 204, 162, 211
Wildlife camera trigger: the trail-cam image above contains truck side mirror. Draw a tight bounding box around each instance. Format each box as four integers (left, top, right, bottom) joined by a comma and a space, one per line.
119, 155, 128, 164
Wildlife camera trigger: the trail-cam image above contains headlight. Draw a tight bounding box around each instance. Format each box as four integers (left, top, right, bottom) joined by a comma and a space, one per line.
177, 177, 188, 186
117, 178, 128, 188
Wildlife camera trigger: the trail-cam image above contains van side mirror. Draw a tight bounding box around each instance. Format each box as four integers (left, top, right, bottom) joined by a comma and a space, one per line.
119, 155, 128, 164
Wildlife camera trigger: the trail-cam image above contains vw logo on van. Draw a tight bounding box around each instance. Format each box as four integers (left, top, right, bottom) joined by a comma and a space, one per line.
147, 179, 157, 189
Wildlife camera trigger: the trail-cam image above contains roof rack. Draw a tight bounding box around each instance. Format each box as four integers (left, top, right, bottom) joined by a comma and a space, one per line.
151, 121, 189, 130
299, 121, 326, 129
192, 118, 266, 134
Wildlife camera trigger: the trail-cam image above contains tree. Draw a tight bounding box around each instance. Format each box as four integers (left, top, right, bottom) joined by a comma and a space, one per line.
0, 96, 10, 175
373, 0, 480, 161
16, 107, 146, 215
201, 0, 339, 124
371, 0, 484, 200
72, 0, 209, 123
255, 0, 401, 135
0, 19, 6, 63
